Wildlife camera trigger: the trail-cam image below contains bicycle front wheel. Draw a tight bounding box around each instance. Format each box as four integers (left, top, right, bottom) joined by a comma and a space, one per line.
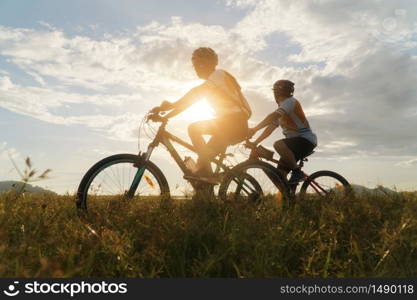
299, 170, 351, 200
76, 154, 170, 210
219, 160, 289, 206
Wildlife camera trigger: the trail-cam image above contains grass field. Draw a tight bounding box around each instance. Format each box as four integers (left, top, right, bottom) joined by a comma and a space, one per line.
0, 189, 416, 277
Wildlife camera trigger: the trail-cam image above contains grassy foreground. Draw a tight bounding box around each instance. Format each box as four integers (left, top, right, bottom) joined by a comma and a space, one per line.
0, 191, 416, 277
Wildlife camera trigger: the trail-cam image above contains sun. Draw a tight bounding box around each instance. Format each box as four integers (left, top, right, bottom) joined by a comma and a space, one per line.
178, 98, 215, 122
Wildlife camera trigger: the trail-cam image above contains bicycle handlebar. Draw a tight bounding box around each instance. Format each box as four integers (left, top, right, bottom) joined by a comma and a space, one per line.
146, 111, 168, 124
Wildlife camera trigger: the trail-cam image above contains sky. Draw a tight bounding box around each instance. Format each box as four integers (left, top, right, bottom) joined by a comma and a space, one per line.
0, 0, 417, 194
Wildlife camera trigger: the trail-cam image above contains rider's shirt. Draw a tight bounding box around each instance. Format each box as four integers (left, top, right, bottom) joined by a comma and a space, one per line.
272, 96, 317, 146
203, 69, 251, 118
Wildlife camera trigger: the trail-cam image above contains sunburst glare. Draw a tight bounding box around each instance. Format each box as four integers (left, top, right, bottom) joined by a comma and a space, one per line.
177, 98, 215, 122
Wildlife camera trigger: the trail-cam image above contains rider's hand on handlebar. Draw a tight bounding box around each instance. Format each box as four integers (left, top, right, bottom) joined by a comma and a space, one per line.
149, 101, 172, 114
147, 113, 167, 123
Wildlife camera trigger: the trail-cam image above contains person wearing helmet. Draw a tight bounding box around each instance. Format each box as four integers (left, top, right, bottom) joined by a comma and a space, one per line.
155, 47, 252, 184
248, 80, 317, 183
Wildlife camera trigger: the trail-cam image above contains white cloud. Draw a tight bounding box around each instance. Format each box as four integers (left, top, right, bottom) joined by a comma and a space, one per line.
324, 140, 357, 149
226, 0, 417, 159
0, 1, 416, 160
0, 77, 150, 144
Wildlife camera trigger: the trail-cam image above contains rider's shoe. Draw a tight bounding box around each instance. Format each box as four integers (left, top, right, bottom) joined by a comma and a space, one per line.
288, 168, 305, 184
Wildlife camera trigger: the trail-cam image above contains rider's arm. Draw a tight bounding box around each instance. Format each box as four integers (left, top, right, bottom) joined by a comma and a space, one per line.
252, 111, 281, 132
253, 124, 277, 145
164, 84, 207, 119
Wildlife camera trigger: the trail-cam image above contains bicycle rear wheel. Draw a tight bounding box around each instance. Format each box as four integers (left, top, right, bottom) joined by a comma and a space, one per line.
76, 154, 170, 210
299, 170, 351, 200
219, 160, 289, 206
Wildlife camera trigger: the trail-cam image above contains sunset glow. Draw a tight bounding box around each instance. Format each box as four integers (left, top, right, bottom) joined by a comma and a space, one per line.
178, 98, 216, 122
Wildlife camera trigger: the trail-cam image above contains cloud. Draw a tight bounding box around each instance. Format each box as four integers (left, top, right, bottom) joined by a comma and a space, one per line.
0, 75, 150, 142
0, 142, 20, 160
0, 18, 251, 92
226, 0, 417, 159
396, 157, 417, 168
0, 142, 22, 181
0, 1, 416, 161
0, 18, 282, 142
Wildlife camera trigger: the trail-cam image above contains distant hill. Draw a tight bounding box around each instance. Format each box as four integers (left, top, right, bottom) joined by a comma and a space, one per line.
350, 184, 397, 196
0, 181, 56, 195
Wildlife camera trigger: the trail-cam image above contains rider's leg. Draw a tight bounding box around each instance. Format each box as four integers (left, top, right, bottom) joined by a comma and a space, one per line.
202, 115, 241, 176
188, 114, 247, 178
274, 137, 316, 182
205, 136, 227, 171
188, 120, 218, 176
273, 139, 298, 178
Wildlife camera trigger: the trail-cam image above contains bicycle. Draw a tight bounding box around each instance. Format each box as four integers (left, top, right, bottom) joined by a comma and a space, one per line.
76, 110, 262, 210
218, 142, 351, 205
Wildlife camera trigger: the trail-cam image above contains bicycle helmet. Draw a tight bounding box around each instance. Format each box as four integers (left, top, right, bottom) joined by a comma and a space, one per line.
192, 47, 218, 66
273, 79, 295, 97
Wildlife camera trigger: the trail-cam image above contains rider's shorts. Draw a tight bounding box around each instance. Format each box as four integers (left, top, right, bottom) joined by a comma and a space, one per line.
215, 112, 248, 145
205, 112, 248, 153
278, 137, 316, 161
189, 112, 248, 155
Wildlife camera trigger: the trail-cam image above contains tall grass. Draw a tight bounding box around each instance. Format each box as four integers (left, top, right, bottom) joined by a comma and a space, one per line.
0, 189, 416, 277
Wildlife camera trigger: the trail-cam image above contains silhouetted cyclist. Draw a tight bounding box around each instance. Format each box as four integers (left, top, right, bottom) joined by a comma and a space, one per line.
248, 80, 317, 184
154, 47, 252, 184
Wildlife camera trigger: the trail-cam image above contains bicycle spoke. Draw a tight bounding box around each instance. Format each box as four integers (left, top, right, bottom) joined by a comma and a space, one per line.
87, 163, 161, 199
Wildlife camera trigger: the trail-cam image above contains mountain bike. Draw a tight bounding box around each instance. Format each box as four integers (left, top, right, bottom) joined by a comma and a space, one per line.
76, 110, 262, 210
218, 142, 351, 205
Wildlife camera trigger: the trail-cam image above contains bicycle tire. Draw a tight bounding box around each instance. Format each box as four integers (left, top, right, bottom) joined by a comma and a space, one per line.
229, 172, 263, 204
218, 159, 289, 205
76, 154, 170, 210
299, 170, 351, 200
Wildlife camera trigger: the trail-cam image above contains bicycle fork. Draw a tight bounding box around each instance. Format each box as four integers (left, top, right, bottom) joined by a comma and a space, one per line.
127, 146, 154, 198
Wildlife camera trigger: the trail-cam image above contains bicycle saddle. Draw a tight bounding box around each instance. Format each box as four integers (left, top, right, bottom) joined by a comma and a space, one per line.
301, 150, 315, 161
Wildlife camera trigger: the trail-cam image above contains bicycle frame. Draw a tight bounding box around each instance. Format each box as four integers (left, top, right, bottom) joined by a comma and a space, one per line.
149, 121, 230, 172
127, 119, 233, 197
303, 178, 329, 196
